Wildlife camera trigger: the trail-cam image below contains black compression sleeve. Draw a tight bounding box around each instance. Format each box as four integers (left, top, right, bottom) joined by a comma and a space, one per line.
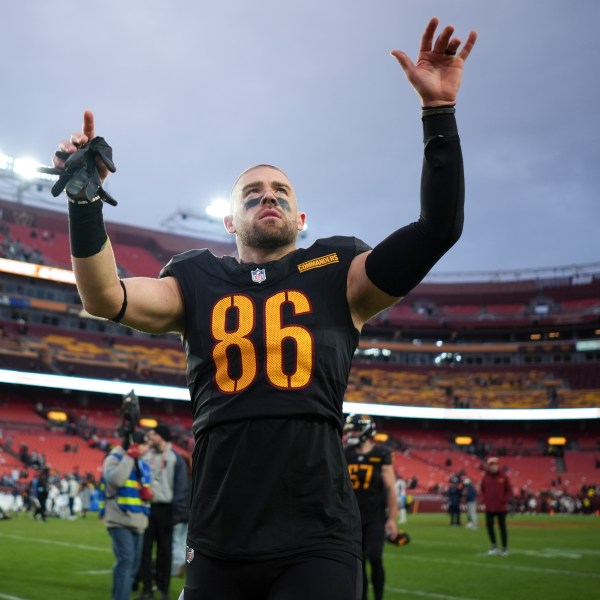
364, 111, 464, 297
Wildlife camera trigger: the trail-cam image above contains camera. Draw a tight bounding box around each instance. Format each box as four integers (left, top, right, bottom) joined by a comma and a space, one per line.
117, 389, 141, 449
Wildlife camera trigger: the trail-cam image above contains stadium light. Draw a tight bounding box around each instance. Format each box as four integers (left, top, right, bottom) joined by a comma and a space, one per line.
0, 148, 58, 204
47, 410, 68, 422
547, 436, 567, 446
205, 197, 230, 219
13, 157, 46, 180
454, 436, 474, 445
0, 151, 55, 182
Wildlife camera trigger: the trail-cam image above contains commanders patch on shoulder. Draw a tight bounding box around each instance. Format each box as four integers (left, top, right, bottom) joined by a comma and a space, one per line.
297, 252, 339, 273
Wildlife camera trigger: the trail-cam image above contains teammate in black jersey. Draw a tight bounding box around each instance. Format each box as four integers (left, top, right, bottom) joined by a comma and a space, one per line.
344, 415, 398, 600
51, 17, 477, 600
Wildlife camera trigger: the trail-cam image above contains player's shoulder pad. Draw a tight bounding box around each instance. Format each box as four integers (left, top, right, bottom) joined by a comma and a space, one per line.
313, 235, 371, 255
376, 444, 393, 459
159, 249, 211, 279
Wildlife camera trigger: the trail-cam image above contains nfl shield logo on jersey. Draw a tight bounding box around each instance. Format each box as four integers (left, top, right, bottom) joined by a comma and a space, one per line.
251, 268, 266, 284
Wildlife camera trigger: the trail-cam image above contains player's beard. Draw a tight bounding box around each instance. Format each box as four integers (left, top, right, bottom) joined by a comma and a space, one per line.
237, 220, 297, 250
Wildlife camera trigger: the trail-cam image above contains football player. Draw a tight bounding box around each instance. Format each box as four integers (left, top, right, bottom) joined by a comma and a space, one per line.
49, 17, 476, 600
345, 415, 398, 600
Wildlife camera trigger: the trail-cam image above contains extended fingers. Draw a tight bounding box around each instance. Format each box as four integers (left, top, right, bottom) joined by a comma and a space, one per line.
445, 37, 462, 56
458, 30, 478, 61
419, 17, 439, 53
390, 50, 414, 76
83, 110, 95, 140
50, 110, 98, 171
421, 17, 476, 59
432, 24, 456, 54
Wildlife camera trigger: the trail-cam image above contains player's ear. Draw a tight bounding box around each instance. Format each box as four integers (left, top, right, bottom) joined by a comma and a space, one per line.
223, 215, 236, 234
297, 211, 306, 232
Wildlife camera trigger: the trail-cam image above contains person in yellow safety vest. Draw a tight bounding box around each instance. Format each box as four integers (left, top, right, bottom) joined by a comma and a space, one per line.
101, 431, 153, 600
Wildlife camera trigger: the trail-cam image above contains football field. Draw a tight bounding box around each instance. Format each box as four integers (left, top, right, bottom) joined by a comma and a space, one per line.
0, 513, 598, 599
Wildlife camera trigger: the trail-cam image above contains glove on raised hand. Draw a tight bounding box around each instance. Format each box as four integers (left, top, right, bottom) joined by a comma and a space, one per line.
38, 137, 118, 206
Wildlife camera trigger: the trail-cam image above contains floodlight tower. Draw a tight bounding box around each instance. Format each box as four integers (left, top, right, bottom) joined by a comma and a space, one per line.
0, 151, 56, 204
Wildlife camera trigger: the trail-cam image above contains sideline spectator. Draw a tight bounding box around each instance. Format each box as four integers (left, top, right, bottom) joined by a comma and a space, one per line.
447, 476, 462, 526
395, 474, 408, 524
67, 474, 80, 519
480, 456, 513, 556
463, 477, 478, 529
138, 424, 186, 600
33, 468, 50, 522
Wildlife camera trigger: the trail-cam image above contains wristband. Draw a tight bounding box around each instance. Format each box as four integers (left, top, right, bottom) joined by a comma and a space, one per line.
421, 105, 456, 117
68, 196, 109, 258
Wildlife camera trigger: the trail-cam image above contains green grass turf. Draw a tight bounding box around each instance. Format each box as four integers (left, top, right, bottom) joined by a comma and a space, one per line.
0, 512, 598, 599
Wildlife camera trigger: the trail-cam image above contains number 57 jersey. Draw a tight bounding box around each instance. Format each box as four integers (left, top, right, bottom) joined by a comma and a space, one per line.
160, 235, 370, 438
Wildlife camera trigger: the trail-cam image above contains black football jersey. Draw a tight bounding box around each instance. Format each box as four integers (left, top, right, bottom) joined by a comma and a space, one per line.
159, 236, 369, 559
344, 444, 393, 524
160, 236, 370, 436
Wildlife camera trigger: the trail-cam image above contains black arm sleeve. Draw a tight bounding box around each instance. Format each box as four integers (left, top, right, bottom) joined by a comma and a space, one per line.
364, 111, 464, 297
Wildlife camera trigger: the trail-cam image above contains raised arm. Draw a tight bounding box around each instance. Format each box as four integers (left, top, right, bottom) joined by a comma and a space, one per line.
54, 110, 184, 335
347, 17, 477, 329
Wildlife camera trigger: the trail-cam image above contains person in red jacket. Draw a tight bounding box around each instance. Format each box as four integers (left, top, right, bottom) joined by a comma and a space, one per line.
480, 456, 512, 556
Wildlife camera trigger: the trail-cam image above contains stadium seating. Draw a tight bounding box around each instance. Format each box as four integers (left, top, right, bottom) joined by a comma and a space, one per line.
562, 451, 600, 491
7, 430, 106, 479
1, 194, 599, 501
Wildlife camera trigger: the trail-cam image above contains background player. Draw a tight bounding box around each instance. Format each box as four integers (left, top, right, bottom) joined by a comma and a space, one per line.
344, 414, 398, 600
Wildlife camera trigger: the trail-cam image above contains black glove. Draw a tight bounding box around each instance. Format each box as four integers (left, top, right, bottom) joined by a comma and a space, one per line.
38, 137, 118, 206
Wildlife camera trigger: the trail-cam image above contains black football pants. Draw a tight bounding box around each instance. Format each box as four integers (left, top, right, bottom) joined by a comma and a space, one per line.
361, 518, 386, 600
181, 548, 362, 600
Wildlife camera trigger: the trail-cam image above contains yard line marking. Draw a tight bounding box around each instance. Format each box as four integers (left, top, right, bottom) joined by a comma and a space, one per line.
387, 587, 482, 600
411, 540, 592, 558
387, 554, 600, 579
0, 532, 111, 553
0, 594, 29, 600
559, 548, 600, 557
77, 570, 112, 575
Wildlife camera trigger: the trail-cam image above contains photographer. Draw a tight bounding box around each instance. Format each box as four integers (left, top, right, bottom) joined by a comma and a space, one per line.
137, 423, 187, 600
102, 431, 152, 600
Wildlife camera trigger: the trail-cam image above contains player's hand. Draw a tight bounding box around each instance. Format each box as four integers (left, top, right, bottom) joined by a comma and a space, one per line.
391, 17, 477, 107
52, 110, 110, 182
385, 516, 398, 539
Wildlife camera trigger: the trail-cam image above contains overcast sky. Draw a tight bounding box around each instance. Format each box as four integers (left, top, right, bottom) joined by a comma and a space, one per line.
2, 0, 599, 275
